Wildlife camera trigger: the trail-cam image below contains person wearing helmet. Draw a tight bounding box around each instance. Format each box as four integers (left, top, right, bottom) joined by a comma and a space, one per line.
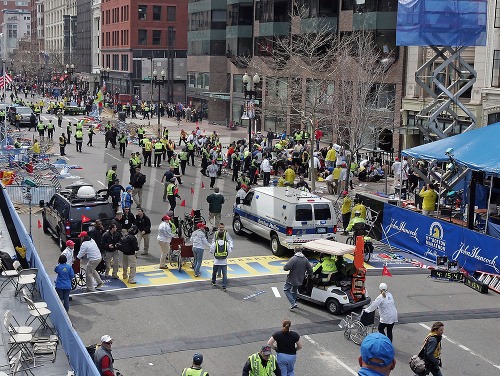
346, 210, 366, 237
62, 240, 75, 266
158, 215, 173, 269
351, 199, 367, 220
363, 283, 398, 342
119, 225, 139, 284
181, 353, 208, 376
312, 254, 338, 285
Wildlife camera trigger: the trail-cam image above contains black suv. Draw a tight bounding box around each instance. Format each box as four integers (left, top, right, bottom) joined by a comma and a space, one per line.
40, 183, 115, 251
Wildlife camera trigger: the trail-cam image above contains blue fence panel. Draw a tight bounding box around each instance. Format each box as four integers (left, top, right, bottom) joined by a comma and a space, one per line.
381, 203, 500, 275
0, 186, 100, 376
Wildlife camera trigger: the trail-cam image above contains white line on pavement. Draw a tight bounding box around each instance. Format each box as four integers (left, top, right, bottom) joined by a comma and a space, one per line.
303, 335, 357, 375
145, 167, 157, 210
97, 180, 106, 187
419, 323, 500, 370
271, 286, 281, 297
105, 152, 121, 162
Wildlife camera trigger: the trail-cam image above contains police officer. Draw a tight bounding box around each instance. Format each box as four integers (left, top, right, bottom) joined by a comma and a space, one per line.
106, 165, 118, 189
131, 103, 137, 118
178, 149, 189, 176
210, 227, 233, 290
166, 178, 181, 214
66, 122, 72, 143
87, 126, 96, 146
59, 134, 67, 156
57, 110, 63, 128
75, 128, 84, 152
37, 120, 46, 141
187, 140, 196, 166
137, 125, 145, 146
153, 139, 163, 167
142, 138, 152, 167
170, 152, 182, 184
182, 353, 209, 376
129, 152, 140, 182
118, 132, 127, 157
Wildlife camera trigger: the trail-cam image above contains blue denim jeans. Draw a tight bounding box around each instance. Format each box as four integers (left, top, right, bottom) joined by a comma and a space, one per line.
277, 353, 297, 376
56, 288, 71, 312
211, 264, 227, 288
193, 247, 204, 275
283, 282, 298, 305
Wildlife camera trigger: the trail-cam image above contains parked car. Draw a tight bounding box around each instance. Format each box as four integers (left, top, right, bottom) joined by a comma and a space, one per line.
40, 182, 114, 251
7, 106, 35, 127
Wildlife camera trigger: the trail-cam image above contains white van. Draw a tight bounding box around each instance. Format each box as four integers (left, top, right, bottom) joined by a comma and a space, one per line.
232, 187, 337, 255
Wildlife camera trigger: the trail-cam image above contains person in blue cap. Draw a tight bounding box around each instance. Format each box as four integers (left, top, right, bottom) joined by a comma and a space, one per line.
181, 353, 208, 376
358, 333, 396, 376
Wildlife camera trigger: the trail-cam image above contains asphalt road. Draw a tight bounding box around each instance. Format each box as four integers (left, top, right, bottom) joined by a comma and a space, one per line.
19, 108, 500, 376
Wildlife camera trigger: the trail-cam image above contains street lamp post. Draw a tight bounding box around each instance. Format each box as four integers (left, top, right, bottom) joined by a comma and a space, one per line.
242, 72, 261, 151
152, 68, 167, 132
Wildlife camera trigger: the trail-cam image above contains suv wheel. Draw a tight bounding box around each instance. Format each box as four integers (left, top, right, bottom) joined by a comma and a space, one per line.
270, 234, 285, 256
232, 216, 244, 235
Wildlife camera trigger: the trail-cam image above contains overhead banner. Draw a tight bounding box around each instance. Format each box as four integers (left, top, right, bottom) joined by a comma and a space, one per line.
381, 204, 499, 275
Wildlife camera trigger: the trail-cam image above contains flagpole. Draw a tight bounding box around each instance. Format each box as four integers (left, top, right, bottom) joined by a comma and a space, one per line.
2, 59, 6, 148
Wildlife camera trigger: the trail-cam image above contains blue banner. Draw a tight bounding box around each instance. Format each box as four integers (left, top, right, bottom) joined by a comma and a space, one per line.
381, 204, 499, 275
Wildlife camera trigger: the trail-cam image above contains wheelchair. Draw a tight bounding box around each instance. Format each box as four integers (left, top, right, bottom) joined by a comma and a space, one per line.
338, 310, 377, 345
180, 209, 206, 237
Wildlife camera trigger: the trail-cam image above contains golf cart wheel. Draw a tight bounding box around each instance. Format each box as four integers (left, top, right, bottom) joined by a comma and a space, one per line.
270, 234, 285, 256
326, 298, 341, 315
232, 216, 244, 235
364, 248, 371, 262
350, 321, 367, 345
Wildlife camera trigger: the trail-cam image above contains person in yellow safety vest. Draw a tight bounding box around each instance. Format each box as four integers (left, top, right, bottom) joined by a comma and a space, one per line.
153, 140, 164, 167
31, 139, 41, 161
75, 120, 84, 131
351, 200, 367, 220
178, 149, 189, 175
242, 346, 279, 376
0, 109, 5, 122
346, 211, 367, 242
162, 128, 169, 140
325, 146, 337, 168
166, 178, 181, 214
303, 131, 309, 141
105, 121, 112, 132
106, 165, 118, 188
277, 175, 286, 187
182, 353, 208, 376
186, 141, 195, 166
143, 104, 150, 119
170, 153, 182, 184
142, 138, 152, 167
312, 254, 338, 284
332, 165, 342, 195
14, 138, 22, 148
66, 122, 72, 144
210, 230, 232, 290
133, 152, 142, 167
46, 120, 55, 141
137, 125, 145, 146
341, 191, 353, 234
59, 134, 66, 156
37, 120, 46, 141
294, 130, 303, 143
161, 137, 169, 161
284, 165, 296, 186
131, 104, 137, 118
75, 129, 84, 153
87, 126, 96, 146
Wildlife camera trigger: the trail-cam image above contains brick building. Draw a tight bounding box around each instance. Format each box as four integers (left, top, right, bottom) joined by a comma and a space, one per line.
100, 0, 188, 102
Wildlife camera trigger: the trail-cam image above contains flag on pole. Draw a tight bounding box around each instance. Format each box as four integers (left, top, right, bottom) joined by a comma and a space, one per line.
180, 200, 186, 207
37, 220, 42, 229
0, 71, 13, 89
190, 209, 194, 217
382, 265, 393, 277
191, 188, 195, 194
201, 182, 205, 189
81, 214, 91, 223
95, 89, 103, 103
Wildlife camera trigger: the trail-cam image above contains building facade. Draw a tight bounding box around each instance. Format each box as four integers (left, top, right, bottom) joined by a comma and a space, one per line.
76, 0, 92, 74
30, 0, 45, 55
1, 10, 31, 60
100, 0, 188, 102
187, 0, 404, 153
43, 0, 77, 66
0, 0, 31, 26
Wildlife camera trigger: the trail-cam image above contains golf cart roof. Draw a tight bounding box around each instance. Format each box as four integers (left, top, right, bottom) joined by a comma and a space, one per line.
302, 239, 356, 256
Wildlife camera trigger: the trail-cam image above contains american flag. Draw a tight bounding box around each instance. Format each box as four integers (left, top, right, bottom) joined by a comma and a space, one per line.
0, 71, 13, 89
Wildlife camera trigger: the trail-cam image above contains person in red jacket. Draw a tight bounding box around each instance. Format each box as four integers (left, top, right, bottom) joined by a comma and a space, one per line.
94, 335, 121, 376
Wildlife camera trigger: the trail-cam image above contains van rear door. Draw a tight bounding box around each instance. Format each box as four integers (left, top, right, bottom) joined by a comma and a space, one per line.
294, 204, 315, 238
313, 203, 334, 236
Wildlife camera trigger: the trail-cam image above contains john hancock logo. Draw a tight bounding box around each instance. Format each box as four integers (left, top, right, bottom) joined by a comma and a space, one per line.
425, 222, 446, 258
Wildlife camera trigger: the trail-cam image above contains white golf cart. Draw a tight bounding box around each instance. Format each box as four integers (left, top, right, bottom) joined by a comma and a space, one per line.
297, 239, 371, 315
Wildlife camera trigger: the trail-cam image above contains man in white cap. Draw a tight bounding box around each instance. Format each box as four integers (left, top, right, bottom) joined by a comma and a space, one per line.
94, 335, 118, 376
358, 333, 396, 376
76, 231, 104, 292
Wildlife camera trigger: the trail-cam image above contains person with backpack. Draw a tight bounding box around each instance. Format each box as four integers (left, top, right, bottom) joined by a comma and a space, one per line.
119, 226, 139, 284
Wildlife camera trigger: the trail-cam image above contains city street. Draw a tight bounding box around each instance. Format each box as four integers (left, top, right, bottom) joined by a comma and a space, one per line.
20, 109, 500, 376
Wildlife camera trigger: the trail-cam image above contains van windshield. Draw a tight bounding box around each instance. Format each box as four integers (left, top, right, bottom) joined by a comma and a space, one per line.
296, 204, 313, 221
314, 203, 332, 220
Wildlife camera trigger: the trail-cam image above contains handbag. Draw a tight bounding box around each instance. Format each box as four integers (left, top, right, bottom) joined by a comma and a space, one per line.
409, 354, 426, 373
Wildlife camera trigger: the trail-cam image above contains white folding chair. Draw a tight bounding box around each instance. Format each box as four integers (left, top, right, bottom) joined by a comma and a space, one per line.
0, 260, 21, 293
4, 310, 32, 335
23, 296, 53, 334
3, 310, 33, 360
15, 268, 37, 299
22, 288, 47, 309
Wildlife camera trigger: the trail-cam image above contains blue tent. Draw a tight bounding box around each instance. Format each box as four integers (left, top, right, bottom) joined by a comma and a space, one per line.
402, 122, 500, 175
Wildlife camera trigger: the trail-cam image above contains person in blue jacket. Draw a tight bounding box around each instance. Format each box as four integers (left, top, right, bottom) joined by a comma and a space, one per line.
54, 254, 75, 312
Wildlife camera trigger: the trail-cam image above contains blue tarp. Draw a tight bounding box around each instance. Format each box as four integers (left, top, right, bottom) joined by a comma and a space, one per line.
401, 123, 500, 176
396, 0, 487, 47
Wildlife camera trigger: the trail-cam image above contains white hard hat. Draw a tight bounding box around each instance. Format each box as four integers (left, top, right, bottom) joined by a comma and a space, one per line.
379, 283, 388, 291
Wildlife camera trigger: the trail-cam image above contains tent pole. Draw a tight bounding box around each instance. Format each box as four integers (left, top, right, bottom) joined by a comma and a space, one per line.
484, 176, 493, 234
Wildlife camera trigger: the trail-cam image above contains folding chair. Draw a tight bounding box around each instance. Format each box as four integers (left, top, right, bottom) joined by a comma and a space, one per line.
5, 349, 39, 376
14, 269, 37, 299
3, 310, 33, 360
4, 310, 32, 335
0, 260, 21, 293
31, 334, 59, 363
22, 288, 47, 309
23, 296, 53, 334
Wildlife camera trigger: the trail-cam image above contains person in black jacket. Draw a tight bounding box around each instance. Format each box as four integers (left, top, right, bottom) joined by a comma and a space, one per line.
108, 179, 124, 212
119, 226, 139, 284
135, 208, 151, 255
101, 224, 121, 279
120, 207, 136, 234
130, 166, 146, 208
88, 220, 106, 254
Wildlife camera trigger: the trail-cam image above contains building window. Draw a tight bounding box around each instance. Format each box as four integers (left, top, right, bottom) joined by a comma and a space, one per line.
138, 29, 147, 45
152, 30, 161, 45
138, 5, 147, 20
121, 54, 129, 71
113, 54, 119, 70
492, 50, 500, 87
167, 6, 176, 21
153, 5, 161, 21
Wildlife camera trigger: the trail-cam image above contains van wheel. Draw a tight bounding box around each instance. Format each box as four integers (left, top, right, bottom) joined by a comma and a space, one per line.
270, 234, 285, 256
326, 298, 341, 315
232, 216, 244, 235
